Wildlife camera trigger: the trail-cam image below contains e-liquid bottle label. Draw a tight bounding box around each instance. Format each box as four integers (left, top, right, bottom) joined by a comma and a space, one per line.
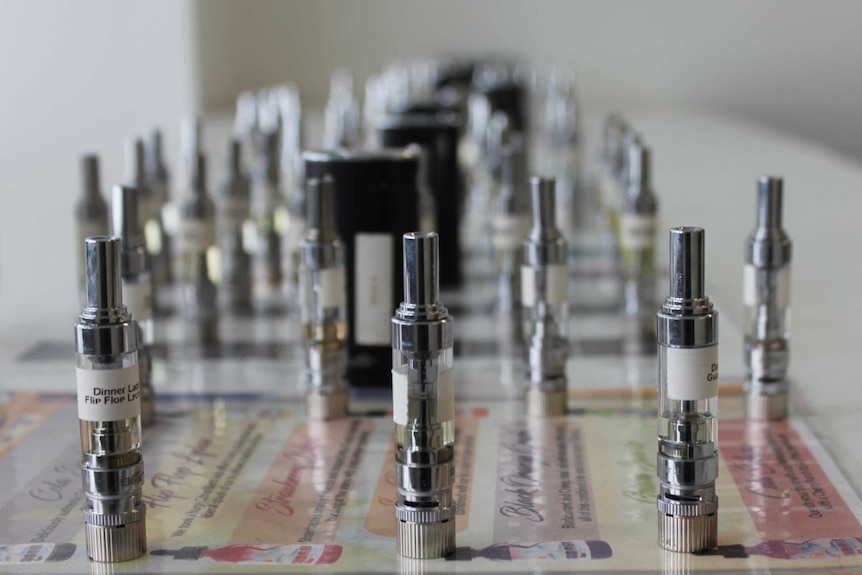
354, 233, 392, 346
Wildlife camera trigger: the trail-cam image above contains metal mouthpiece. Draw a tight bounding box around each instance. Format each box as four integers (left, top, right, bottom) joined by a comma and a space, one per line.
306, 176, 336, 239
192, 153, 207, 193
227, 138, 242, 175
124, 138, 145, 186
147, 129, 164, 174
669, 227, 705, 301
757, 176, 783, 229
403, 231, 439, 307
85, 236, 124, 312
111, 186, 143, 250
500, 137, 526, 197
628, 142, 650, 189
81, 155, 101, 199
530, 176, 556, 232
181, 116, 202, 159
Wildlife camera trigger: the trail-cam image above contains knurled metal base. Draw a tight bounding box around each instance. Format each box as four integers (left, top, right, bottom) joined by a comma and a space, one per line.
526, 388, 567, 418
85, 518, 146, 562
746, 392, 788, 421
307, 391, 348, 421
657, 509, 717, 553
396, 519, 455, 559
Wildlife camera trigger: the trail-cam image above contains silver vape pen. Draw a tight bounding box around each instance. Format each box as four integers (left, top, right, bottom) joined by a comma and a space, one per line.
300, 176, 348, 420
111, 186, 155, 427
391, 232, 455, 558
656, 227, 719, 552
744, 176, 792, 420
145, 128, 174, 291
179, 152, 219, 345
522, 177, 569, 417
492, 137, 531, 321
620, 140, 658, 327
218, 138, 253, 314
322, 68, 361, 149
123, 138, 157, 246
76, 155, 108, 305
75, 237, 146, 562
251, 130, 286, 312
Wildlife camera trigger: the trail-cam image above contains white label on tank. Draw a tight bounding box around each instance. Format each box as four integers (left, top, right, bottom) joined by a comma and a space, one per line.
522, 264, 567, 307
76, 365, 141, 422
521, 265, 537, 308
122, 281, 152, 322
492, 214, 530, 250
392, 369, 408, 426
181, 219, 216, 252
743, 264, 791, 307
437, 368, 455, 423
666, 346, 719, 401
743, 264, 757, 306
619, 214, 656, 250
546, 264, 568, 304
319, 267, 346, 308
392, 368, 454, 426
354, 233, 393, 345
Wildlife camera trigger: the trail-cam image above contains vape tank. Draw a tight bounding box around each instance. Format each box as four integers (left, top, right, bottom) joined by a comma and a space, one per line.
656, 227, 719, 553
217, 138, 253, 314
111, 185, 155, 426
391, 232, 455, 558
299, 176, 348, 420
619, 140, 658, 325
75, 155, 108, 305
75, 237, 146, 562
744, 176, 792, 420
522, 177, 569, 417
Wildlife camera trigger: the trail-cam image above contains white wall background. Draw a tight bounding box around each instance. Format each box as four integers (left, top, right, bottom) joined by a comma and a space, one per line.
0, 0, 198, 323
2, 0, 862, 328
197, 0, 862, 162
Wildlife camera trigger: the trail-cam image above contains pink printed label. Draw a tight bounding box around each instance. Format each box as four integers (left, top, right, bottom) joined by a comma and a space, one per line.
232, 419, 373, 544
493, 420, 599, 543
721, 419, 862, 541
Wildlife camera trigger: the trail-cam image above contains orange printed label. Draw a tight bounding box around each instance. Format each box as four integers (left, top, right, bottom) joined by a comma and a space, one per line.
721, 419, 862, 541
365, 408, 486, 536
233, 418, 373, 544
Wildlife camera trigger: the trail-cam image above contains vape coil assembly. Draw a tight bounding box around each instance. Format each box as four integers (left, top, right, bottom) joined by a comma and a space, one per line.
111, 185, 155, 427
656, 227, 719, 553
391, 232, 455, 558
744, 176, 792, 420
522, 177, 569, 417
75, 237, 147, 562
300, 176, 348, 420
